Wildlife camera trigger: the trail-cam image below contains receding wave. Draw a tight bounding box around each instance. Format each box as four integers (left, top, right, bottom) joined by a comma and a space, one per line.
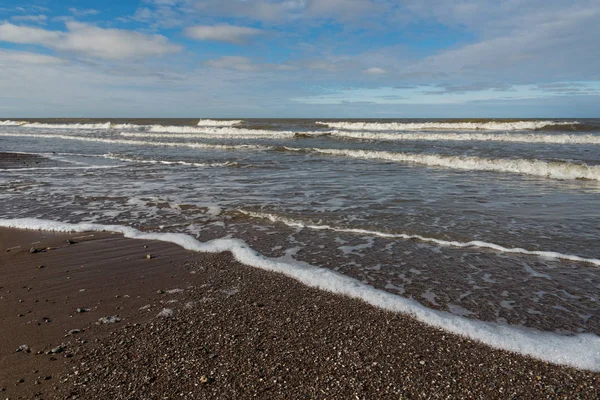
331, 131, 600, 145
101, 154, 237, 168
300, 147, 600, 181
317, 120, 581, 131
240, 210, 600, 267
0, 217, 598, 371
0, 132, 267, 151
197, 119, 243, 127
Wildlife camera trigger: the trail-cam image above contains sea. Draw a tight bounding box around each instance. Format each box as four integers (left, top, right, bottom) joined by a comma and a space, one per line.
1, 118, 600, 370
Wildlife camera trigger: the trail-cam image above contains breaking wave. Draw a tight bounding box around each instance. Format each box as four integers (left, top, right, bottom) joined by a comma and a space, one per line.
331, 131, 600, 145
317, 120, 581, 131
0, 132, 268, 151
300, 147, 600, 181
197, 119, 243, 127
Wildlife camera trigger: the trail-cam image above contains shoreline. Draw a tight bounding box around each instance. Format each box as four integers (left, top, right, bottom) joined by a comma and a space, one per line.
1, 227, 598, 399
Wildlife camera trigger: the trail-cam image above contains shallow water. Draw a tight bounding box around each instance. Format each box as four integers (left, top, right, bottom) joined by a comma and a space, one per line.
1, 118, 600, 337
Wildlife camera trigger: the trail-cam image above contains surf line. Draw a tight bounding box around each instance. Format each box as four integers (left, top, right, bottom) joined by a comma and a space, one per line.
239, 210, 600, 267
0, 217, 599, 372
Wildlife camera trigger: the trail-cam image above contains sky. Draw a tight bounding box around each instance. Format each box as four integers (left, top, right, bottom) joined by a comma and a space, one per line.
0, 0, 599, 118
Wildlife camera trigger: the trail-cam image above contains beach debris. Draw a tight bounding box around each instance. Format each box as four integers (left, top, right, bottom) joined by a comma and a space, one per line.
157, 308, 174, 318
47, 345, 64, 354
98, 315, 121, 324
146, 254, 153, 259
65, 329, 82, 337
76, 307, 90, 313
16, 344, 31, 353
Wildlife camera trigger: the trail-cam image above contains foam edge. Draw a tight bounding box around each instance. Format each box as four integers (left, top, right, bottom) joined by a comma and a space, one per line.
0, 217, 598, 372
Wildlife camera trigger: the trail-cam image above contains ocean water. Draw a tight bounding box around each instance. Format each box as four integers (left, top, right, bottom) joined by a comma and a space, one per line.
2, 118, 600, 369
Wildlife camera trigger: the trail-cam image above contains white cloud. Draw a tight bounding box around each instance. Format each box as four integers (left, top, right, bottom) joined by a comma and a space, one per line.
185, 24, 263, 44
68, 8, 100, 17
364, 67, 386, 75
205, 56, 259, 71
0, 22, 182, 60
0, 49, 64, 65
192, 0, 386, 22
11, 14, 47, 23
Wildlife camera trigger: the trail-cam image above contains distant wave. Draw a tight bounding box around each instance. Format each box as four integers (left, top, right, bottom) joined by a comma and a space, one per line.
317, 120, 581, 131
197, 119, 243, 127
293, 147, 600, 181
0, 120, 26, 126
3, 131, 598, 181
0, 132, 268, 151
331, 131, 600, 144
240, 210, 600, 267
144, 126, 296, 137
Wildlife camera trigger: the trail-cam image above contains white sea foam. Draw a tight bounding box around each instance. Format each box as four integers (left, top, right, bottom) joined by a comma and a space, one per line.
317, 120, 580, 131
100, 154, 236, 168
0, 132, 268, 152
124, 129, 294, 139
240, 210, 600, 267
331, 131, 600, 145
197, 119, 243, 127
0, 217, 599, 371
0, 120, 26, 126
2, 165, 121, 172
20, 122, 113, 130
304, 147, 600, 181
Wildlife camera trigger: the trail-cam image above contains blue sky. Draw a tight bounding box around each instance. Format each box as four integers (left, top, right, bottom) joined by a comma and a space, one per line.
0, 0, 599, 117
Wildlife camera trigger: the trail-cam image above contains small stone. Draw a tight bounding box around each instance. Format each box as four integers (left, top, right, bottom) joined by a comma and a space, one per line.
156, 289, 165, 294
17, 378, 25, 383
98, 315, 121, 324
30, 247, 40, 254
44, 376, 52, 381
47, 346, 63, 354
66, 329, 82, 337
66, 239, 77, 245
76, 308, 89, 313
38, 265, 45, 269
18, 313, 24, 317
146, 254, 153, 259
200, 375, 209, 384
16, 344, 31, 353
419, 360, 426, 365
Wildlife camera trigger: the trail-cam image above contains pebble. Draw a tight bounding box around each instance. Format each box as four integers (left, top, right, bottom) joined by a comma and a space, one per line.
76, 308, 90, 313
16, 344, 31, 353
146, 254, 153, 259
98, 316, 121, 324
37, 265, 45, 269
30, 247, 40, 254
47, 346, 64, 354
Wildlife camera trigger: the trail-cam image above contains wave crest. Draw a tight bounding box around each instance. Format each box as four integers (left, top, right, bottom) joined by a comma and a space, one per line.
318, 120, 581, 131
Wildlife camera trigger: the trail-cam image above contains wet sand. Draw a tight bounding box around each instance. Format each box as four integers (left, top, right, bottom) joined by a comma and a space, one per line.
0, 227, 598, 399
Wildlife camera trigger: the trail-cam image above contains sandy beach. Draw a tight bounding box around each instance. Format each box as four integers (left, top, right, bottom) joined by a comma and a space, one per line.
0, 227, 598, 399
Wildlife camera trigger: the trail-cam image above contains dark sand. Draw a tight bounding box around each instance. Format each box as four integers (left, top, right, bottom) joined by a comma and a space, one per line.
0, 227, 598, 399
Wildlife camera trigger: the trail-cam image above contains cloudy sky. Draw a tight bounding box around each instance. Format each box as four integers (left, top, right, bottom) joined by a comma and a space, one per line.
0, 0, 599, 117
